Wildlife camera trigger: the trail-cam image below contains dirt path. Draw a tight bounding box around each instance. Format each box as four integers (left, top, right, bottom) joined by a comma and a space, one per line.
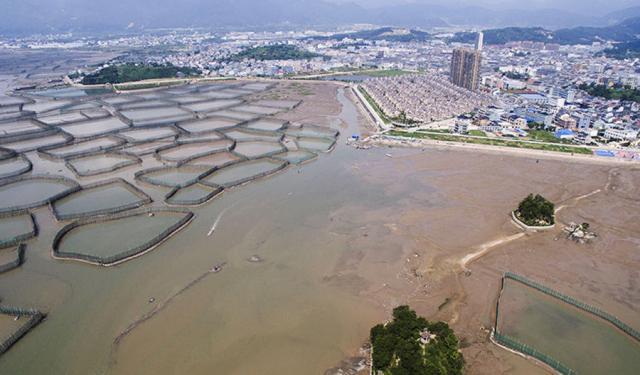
459, 233, 528, 271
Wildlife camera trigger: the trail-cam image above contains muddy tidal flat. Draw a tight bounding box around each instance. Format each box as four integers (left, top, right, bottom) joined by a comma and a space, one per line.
0, 72, 639, 375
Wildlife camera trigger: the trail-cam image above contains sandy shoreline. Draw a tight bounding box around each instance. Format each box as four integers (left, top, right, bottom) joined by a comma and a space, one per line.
369, 134, 639, 167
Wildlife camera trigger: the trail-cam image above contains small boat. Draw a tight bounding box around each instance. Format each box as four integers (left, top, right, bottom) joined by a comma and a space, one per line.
209, 262, 226, 273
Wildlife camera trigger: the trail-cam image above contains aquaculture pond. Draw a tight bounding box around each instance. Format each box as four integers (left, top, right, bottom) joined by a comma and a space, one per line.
117, 99, 174, 110
156, 140, 234, 163
22, 100, 72, 114
41, 136, 123, 159
272, 150, 317, 164
0, 120, 46, 138
200, 158, 286, 187
177, 132, 224, 143
0, 156, 31, 179
66, 153, 140, 177
58, 117, 129, 138
167, 95, 209, 105
123, 140, 175, 156
285, 125, 338, 138
52, 181, 150, 220
0, 214, 34, 246
177, 118, 240, 134
137, 166, 212, 188
183, 99, 243, 113
101, 95, 143, 106
497, 278, 640, 375
1, 133, 70, 153
222, 128, 283, 142
117, 127, 178, 143
209, 109, 261, 122
54, 210, 192, 264
165, 184, 221, 206
37, 112, 89, 126
61, 102, 102, 112
28, 87, 112, 98
233, 105, 282, 115
121, 107, 194, 126
244, 119, 287, 132
296, 136, 336, 152
185, 152, 242, 168
0, 177, 78, 212
233, 141, 285, 159
83, 109, 111, 120
199, 90, 243, 99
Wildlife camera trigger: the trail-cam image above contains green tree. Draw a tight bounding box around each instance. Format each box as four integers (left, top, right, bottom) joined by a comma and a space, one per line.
516, 194, 555, 226
370, 306, 464, 374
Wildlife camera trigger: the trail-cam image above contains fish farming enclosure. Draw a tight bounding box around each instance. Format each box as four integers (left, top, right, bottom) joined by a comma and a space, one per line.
494, 273, 640, 375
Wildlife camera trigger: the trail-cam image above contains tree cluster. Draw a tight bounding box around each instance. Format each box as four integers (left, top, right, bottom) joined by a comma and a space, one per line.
578, 83, 640, 103
515, 194, 555, 226
226, 44, 324, 62
370, 306, 464, 375
81, 63, 200, 85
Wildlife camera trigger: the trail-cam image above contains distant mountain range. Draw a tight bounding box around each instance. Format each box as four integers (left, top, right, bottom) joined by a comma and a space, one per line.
450, 17, 640, 46
315, 17, 640, 59
2, 1, 640, 35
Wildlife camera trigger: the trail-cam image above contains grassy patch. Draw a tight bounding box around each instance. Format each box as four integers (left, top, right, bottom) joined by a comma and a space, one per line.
358, 86, 391, 124
388, 130, 593, 155
526, 130, 570, 144
468, 129, 486, 137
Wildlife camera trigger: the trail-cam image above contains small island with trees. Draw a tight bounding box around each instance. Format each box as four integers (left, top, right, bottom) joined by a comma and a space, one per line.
513, 194, 555, 228
370, 305, 464, 375
80, 63, 201, 85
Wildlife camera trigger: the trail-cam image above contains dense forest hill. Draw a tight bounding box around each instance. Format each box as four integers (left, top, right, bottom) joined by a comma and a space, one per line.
450, 16, 640, 46
225, 45, 324, 62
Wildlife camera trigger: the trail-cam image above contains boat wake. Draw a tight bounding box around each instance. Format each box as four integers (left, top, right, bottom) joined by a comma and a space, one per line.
207, 205, 233, 236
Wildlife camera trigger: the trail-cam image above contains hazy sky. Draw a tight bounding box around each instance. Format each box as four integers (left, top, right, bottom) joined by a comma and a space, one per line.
1, 0, 638, 34
337, 0, 637, 14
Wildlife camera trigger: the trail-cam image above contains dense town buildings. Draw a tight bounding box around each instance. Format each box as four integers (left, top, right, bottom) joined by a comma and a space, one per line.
1, 26, 638, 151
